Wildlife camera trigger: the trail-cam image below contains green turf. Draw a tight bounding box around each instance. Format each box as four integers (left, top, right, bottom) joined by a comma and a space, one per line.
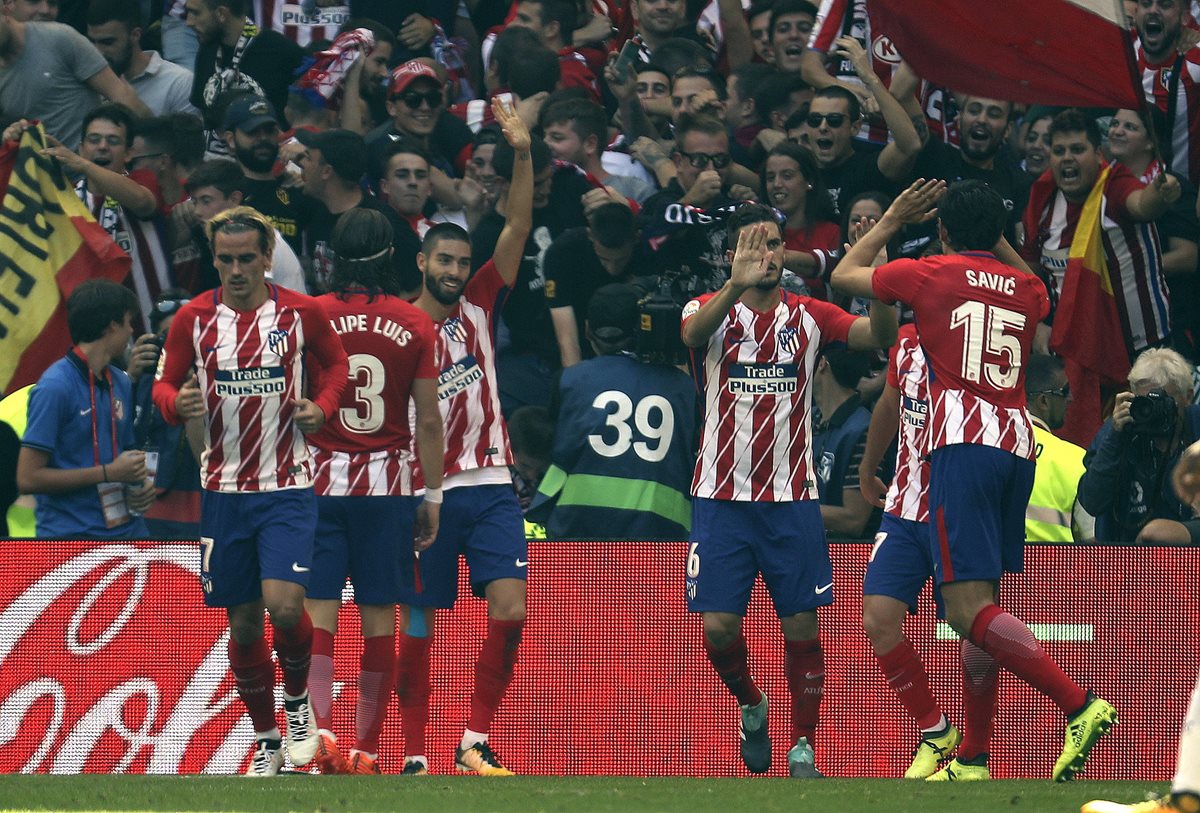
0, 776, 1171, 813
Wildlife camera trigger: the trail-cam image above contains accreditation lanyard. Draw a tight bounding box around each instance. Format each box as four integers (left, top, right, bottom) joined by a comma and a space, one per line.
74, 348, 129, 528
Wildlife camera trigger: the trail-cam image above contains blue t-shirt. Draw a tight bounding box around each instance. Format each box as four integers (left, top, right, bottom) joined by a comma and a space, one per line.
22, 354, 146, 538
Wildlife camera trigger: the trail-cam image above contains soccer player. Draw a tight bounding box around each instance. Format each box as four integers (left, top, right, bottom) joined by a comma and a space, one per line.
680, 202, 898, 777
1079, 443, 1200, 810
302, 208, 444, 775
153, 206, 350, 776
858, 319, 999, 780
832, 178, 1118, 782
393, 97, 532, 777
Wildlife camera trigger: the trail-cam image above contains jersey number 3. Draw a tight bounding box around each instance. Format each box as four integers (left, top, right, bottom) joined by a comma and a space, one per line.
342, 353, 386, 434
949, 301, 1026, 390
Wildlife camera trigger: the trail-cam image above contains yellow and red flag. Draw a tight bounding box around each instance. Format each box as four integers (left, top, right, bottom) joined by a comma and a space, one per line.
0, 124, 130, 396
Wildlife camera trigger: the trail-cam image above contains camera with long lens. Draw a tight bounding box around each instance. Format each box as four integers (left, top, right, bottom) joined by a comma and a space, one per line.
636, 265, 713, 366
1128, 388, 1177, 436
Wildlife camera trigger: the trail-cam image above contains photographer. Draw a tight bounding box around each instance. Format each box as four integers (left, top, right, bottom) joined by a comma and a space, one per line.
1077, 348, 1200, 544
529, 283, 697, 540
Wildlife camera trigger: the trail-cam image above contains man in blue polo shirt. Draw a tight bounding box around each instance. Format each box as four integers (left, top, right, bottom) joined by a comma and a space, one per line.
18, 279, 154, 538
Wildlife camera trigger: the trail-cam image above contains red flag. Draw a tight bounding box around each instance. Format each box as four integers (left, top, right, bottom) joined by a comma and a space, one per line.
871, 0, 1141, 108
0, 124, 130, 396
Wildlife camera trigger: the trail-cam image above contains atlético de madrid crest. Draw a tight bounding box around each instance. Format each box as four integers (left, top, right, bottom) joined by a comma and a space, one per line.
777, 327, 801, 355
442, 317, 468, 343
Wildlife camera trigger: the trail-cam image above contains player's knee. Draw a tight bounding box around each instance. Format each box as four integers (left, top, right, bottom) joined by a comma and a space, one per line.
229, 617, 265, 644
862, 605, 903, 651
267, 601, 305, 630
488, 598, 526, 622
702, 614, 741, 648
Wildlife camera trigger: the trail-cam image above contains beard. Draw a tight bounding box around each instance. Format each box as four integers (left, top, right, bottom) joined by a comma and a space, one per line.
235, 142, 279, 174
425, 273, 461, 306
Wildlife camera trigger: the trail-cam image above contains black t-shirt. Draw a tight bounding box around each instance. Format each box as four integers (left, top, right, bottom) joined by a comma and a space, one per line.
544, 227, 638, 361
351, 0, 460, 48
241, 176, 316, 255
820, 144, 895, 218
190, 29, 304, 130
637, 179, 738, 291
303, 193, 422, 293
471, 168, 591, 362
366, 112, 474, 183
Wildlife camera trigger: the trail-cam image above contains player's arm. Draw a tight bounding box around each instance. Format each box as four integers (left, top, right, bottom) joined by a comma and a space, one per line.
832, 177, 945, 298
302, 302, 351, 421
551, 306, 583, 368
153, 309, 199, 424
846, 302, 897, 350
859, 381, 900, 508
680, 223, 776, 347
1125, 170, 1182, 222
85, 66, 152, 118
491, 97, 534, 288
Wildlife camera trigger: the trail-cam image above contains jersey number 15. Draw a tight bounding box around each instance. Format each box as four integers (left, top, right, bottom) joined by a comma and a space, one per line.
949, 301, 1027, 391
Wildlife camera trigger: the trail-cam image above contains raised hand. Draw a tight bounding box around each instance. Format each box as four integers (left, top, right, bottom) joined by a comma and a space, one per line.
1153, 170, 1182, 204
884, 178, 946, 226
492, 96, 531, 153
833, 35, 873, 81
730, 222, 778, 292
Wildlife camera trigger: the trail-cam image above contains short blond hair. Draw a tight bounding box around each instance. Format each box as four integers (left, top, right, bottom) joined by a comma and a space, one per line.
206, 205, 276, 257
1128, 347, 1195, 401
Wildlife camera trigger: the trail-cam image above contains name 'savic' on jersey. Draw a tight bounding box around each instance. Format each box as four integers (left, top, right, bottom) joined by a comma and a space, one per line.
684, 290, 856, 502
884, 323, 930, 523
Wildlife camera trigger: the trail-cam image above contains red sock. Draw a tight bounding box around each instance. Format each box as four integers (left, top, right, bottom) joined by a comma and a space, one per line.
784, 638, 823, 746
228, 635, 277, 734
959, 640, 1000, 761
969, 604, 1086, 714
395, 633, 433, 756
467, 619, 523, 733
272, 608, 314, 698
355, 635, 395, 754
309, 627, 335, 731
876, 639, 942, 731
704, 633, 762, 708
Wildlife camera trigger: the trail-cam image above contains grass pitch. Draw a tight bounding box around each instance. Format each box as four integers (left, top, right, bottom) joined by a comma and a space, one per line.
0, 776, 1171, 813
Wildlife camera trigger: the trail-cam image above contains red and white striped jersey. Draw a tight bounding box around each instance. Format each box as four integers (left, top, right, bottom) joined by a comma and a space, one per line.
1024, 163, 1169, 355
807, 0, 898, 145
252, 0, 350, 48
413, 260, 513, 489
153, 284, 349, 493
76, 172, 173, 335
873, 254, 1048, 461
1135, 39, 1200, 186
684, 290, 856, 501
883, 324, 929, 523
307, 291, 438, 497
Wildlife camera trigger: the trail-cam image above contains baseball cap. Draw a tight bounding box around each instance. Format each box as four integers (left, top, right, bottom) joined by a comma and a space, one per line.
295, 128, 368, 183
389, 60, 441, 97
222, 95, 279, 133
587, 283, 642, 344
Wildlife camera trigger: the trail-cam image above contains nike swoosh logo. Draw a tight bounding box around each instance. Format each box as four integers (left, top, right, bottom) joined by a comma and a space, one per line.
804, 671, 824, 680
291, 562, 310, 573
815, 582, 833, 594
515, 559, 529, 567
79, 408, 92, 416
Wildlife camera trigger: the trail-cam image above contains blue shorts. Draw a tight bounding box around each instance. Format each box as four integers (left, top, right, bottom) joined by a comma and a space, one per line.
308, 495, 419, 604
199, 488, 317, 608
928, 444, 1034, 585
396, 484, 527, 609
863, 513, 942, 616
686, 498, 832, 617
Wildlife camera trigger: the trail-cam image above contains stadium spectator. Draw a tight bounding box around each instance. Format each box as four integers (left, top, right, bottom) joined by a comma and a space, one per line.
0, 14, 150, 150
1077, 348, 1200, 544
3, 0, 56, 21
747, 2, 774, 64
178, 159, 307, 294
1022, 108, 1179, 446
21, 103, 174, 335
798, 41, 921, 217
132, 114, 206, 211
507, 404, 554, 513
531, 282, 696, 539
627, 0, 696, 61
681, 202, 897, 778
303, 208, 444, 775
1023, 354, 1094, 543
1133, 0, 1200, 187
86, 0, 199, 117
858, 321, 990, 779
394, 98, 532, 777
152, 205, 350, 776
812, 346, 882, 539
1019, 109, 1053, 179
17, 279, 153, 539
507, 0, 599, 98
769, 0, 816, 76
542, 98, 656, 202
368, 60, 473, 180
545, 202, 642, 367
294, 127, 422, 295
725, 62, 774, 161
186, 0, 305, 157
764, 142, 841, 299
835, 177, 1118, 783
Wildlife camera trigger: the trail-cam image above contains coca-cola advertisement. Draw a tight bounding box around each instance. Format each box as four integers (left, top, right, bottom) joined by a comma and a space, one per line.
0, 540, 1193, 777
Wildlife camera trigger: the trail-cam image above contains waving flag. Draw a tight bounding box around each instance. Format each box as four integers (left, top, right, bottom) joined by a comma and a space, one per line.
871, 0, 1141, 108
0, 124, 130, 395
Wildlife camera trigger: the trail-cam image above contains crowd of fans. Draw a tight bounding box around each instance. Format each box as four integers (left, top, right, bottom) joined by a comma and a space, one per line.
3, 0, 1200, 545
